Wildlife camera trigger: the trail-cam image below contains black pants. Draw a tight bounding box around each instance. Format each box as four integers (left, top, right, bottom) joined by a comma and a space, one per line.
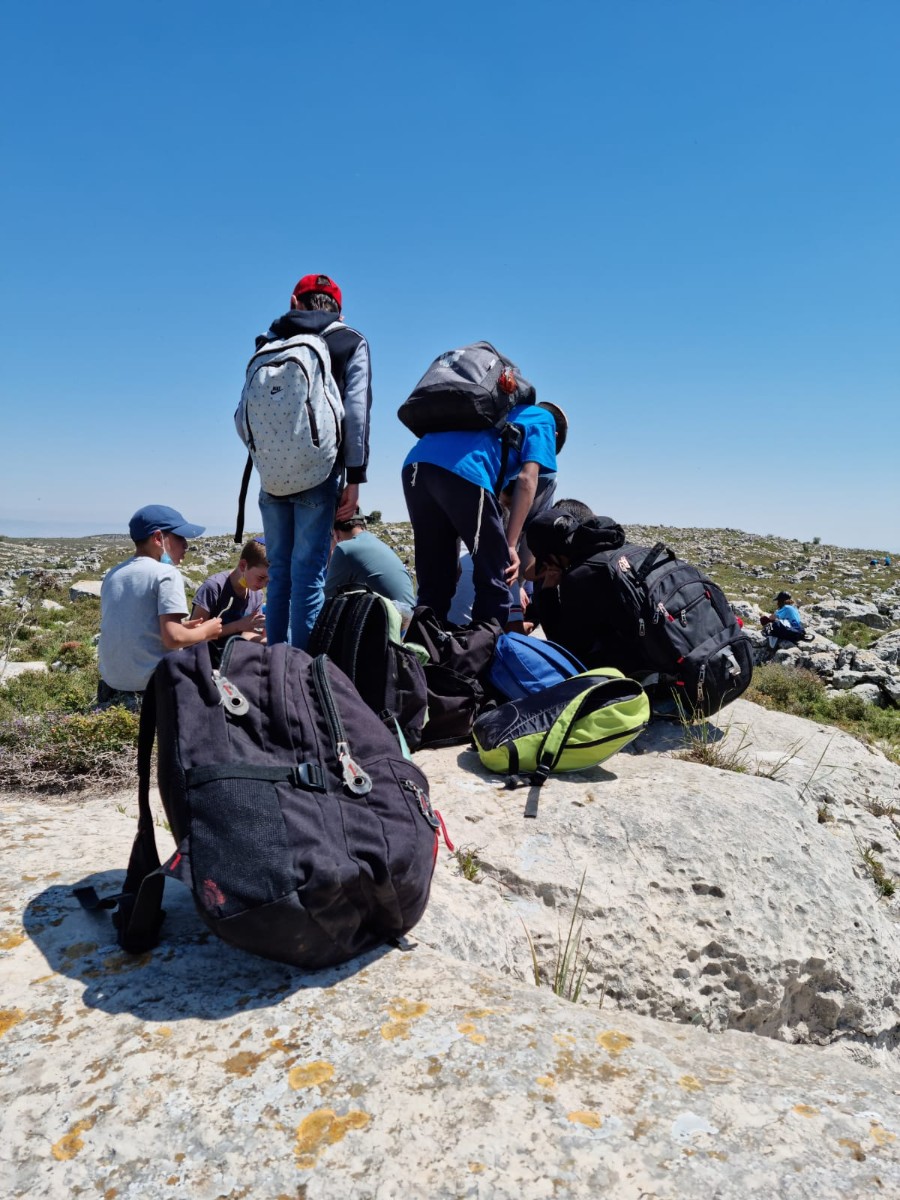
402, 461, 511, 624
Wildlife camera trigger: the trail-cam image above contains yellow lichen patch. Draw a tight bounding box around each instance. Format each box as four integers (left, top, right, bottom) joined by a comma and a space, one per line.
288, 1061, 335, 1090
294, 1108, 370, 1169
793, 1105, 819, 1118
464, 1008, 495, 1019
837, 1138, 866, 1162
568, 1111, 603, 1129
597, 1030, 633, 1057
536, 1075, 556, 1089
387, 998, 429, 1021
457, 1022, 486, 1045
98, 951, 151, 974
224, 1050, 269, 1077
381, 997, 429, 1041
0, 1008, 25, 1038
381, 1021, 411, 1041
0, 930, 25, 950
468, 1162, 486, 1173
706, 1151, 729, 1162
426, 1057, 442, 1076
553, 1032, 576, 1047
61, 941, 98, 964
156, 1026, 173, 1038
871, 1124, 897, 1147
51, 1116, 96, 1161
103, 1188, 118, 1199
679, 1075, 704, 1093
30, 974, 55, 985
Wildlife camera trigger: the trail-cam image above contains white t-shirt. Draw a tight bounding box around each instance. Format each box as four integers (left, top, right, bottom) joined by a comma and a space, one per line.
98, 556, 188, 691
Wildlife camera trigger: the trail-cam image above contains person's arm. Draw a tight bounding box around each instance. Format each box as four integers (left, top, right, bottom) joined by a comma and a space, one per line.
160, 613, 223, 650
334, 333, 371, 521
503, 462, 539, 584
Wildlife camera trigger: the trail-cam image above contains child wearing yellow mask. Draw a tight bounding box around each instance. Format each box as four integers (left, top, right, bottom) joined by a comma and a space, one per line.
191, 538, 269, 644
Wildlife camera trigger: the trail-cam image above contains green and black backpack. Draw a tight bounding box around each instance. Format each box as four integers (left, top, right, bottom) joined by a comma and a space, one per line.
472, 668, 649, 817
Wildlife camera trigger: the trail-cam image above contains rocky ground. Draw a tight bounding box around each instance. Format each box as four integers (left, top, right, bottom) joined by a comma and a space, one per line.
4, 522, 899, 706
1, 525, 899, 1197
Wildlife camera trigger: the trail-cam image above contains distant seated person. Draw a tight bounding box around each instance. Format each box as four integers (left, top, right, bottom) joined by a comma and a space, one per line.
191, 537, 269, 644
524, 502, 630, 668
760, 591, 812, 647
325, 509, 415, 618
97, 505, 224, 711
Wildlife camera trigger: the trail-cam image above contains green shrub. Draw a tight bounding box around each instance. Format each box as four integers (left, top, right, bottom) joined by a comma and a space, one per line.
0, 665, 98, 722
0, 703, 138, 792
833, 621, 880, 650
748, 663, 825, 717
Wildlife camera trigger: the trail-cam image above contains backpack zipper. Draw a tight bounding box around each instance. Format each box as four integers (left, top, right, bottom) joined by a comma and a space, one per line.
312, 655, 373, 796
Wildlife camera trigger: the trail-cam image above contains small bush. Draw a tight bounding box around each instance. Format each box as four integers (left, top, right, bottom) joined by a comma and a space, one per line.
0, 704, 138, 793
748, 663, 825, 717
833, 621, 880, 650
0, 665, 97, 721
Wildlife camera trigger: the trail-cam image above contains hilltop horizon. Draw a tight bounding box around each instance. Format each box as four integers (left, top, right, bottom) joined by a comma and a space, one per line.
0, 514, 895, 557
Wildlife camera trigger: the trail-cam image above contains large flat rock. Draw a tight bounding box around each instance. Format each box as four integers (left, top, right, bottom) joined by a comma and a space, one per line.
3, 768, 900, 1198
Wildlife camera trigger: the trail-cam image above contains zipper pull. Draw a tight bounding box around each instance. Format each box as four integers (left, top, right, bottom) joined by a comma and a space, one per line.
403, 778, 441, 832
680, 608, 687, 627
639, 618, 646, 637
337, 741, 372, 796
697, 663, 706, 701
212, 670, 249, 716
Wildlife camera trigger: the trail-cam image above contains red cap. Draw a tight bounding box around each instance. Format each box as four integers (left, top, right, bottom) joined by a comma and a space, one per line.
292, 274, 342, 310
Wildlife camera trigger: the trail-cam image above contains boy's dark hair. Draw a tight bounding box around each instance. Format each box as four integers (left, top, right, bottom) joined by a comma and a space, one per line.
551, 498, 595, 522
241, 538, 268, 568
300, 292, 340, 312
334, 510, 367, 533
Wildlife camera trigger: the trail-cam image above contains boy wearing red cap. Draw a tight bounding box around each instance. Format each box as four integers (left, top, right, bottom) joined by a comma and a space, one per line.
242, 274, 372, 649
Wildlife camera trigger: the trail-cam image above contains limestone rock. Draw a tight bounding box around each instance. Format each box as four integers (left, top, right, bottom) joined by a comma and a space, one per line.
3, 789, 900, 1199
69, 579, 102, 601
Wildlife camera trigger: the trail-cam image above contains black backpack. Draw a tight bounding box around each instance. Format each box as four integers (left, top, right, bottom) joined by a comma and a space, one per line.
83, 639, 439, 969
580, 542, 753, 716
403, 607, 502, 746
398, 342, 534, 495
308, 587, 428, 751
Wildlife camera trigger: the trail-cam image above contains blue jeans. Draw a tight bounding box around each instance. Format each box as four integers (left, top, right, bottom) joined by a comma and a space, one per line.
259, 468, 342, 649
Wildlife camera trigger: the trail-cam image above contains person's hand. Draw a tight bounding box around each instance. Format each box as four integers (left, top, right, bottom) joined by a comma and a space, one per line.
335, 483, 360, 522
241, 608, 266, 634
181, 617, 207, 630
504, 544, 520, 585
205, 617, 223, 640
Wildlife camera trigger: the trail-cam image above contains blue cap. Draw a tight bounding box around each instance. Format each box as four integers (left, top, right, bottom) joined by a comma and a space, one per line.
128, 504, 205, 542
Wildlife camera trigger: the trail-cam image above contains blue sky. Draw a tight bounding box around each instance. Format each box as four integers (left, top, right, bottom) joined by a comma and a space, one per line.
1, 1, 897, 550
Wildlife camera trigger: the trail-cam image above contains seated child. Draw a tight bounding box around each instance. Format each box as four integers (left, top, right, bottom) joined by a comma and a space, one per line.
191, 537, 268, 643
760, 591, 811, 646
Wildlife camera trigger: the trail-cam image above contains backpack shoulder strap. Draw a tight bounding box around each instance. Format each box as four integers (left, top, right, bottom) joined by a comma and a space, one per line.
523, 675, 629, 818
113, 685, 168, 952
234, 452, 254, 544
308, 593, 350, 658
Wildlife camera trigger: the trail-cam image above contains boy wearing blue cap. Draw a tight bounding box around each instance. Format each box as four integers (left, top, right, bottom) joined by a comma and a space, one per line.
97, 504, 224, 710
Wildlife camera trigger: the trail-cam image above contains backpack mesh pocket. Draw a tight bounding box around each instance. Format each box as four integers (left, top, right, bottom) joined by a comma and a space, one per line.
188, 778, 295, 918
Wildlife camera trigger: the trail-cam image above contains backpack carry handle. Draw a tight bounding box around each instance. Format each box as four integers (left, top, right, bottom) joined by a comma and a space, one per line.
634, 542, 676, 586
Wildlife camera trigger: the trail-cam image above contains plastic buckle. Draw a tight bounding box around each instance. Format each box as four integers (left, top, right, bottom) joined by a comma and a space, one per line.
291, 762, 326, 792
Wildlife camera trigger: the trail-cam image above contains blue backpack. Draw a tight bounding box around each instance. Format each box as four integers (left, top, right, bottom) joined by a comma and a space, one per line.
489, 632, 586, 701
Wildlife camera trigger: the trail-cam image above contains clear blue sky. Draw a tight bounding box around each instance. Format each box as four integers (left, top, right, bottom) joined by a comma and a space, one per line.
1, 1, 897, 550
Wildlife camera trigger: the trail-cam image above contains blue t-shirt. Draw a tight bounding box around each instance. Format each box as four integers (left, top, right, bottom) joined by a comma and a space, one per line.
403, 404, 557, 493
775, 604, 803, 632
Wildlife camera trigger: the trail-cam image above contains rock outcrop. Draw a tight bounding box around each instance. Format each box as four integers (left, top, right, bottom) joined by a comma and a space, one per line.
3, 699, 899, 1197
